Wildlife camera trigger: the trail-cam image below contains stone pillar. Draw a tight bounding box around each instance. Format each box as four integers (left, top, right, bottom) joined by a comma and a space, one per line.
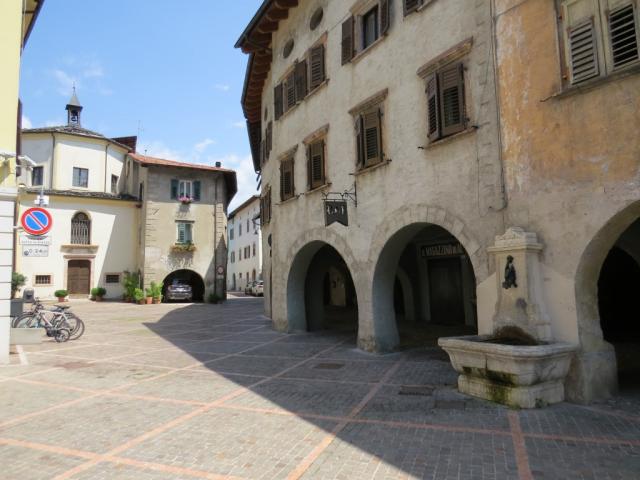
487, 227, 552, 341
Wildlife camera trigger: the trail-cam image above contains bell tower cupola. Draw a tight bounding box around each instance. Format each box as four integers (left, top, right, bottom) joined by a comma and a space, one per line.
65, 87, 83, 127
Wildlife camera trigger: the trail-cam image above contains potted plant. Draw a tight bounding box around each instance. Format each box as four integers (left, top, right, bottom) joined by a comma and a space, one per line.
208, 293, 220, 304
150, 281, 163, 304
90, 287, 107, 301
122, 271, 139, 302
144, 287, 153, 304
54, 290, 68, 303
178, 195, 193, 205
133, 288, 145, 305
11, 272, 27, 299
170, 242, 197, 253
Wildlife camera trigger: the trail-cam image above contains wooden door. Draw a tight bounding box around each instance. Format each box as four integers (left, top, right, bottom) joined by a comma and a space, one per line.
428, 257, 465, 325
68, 260, 91, 295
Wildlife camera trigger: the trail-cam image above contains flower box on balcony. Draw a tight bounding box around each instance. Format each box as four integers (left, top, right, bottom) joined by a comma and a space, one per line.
170, 242, 196, 253
178, 196, 193, 205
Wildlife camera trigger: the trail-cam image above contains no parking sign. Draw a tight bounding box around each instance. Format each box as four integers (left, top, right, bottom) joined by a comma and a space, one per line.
20, 207, 53, 236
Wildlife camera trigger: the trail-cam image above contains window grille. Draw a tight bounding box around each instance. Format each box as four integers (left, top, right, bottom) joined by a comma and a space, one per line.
71, 213, 91, 245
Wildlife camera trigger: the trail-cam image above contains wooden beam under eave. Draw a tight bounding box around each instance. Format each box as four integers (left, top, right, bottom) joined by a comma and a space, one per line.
266, 8, 289, 21
257, 20, 279, 33
274, 0, 299, 8
249, 32, 273, 45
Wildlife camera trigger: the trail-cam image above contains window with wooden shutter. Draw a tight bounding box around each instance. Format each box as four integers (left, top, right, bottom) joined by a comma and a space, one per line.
280, 158, 295, 201
608, 3, 639, 69
404, 0, 421, 16
568, 19, 600, 83
426, 74, 440, 141
285, 72, 296, 111
266, 187, 272, 222
266, 121, 273, 159
295, 60, 308, 102
439, 63, 466, 137
363, 109, 382, 167
193, 181, 201, 201
355, 115, 365, 167
170, 179, 179, 199
307, 140, 325, 189
274, 84, 284, 120
342, 17, 355, 64
380, 0, 391, 36
309, 44, 325, 90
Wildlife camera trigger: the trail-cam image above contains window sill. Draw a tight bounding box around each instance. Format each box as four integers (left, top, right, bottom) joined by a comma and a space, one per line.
404, 0, 437, 18
351, 34, 388, 66
425, 127, 477, 149
305, 182, 331, 195
278, 195, 299, 206
545, 64, 640, 101
351, 158, 391, 176
277, 79, 330, 123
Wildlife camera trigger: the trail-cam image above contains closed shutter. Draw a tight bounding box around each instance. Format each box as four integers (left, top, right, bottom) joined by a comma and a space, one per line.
608, 4, 639, 69
310, 140, 325, 188
295, 59, 308, 101
274, 84, 284, 119
381, 0, 391, 35
285, 72, 296, 110
171, 179, 179, 199
363, 109, 382, 167
355, 115, 365, 167
342, 17, 355, 64
267, 188, 272, 222
439, 63, 465, 137
404, 0, 421, 16
280, 159, 294, 200
426, 74, 440, 141
309, 44, 325, 89
266, 121, 273, 158
568, 19, 600, 83
306, 145, 312, 189
193, 181, 201, 201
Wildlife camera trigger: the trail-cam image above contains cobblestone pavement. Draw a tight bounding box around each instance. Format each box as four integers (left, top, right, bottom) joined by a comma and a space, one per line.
1, 299, 639, 479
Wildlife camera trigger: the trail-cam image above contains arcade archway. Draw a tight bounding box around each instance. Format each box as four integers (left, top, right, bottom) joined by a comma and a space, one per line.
162, 269, 205, 302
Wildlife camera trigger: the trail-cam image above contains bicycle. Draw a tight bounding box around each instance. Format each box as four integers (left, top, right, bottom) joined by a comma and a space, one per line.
12, 300, 85, 342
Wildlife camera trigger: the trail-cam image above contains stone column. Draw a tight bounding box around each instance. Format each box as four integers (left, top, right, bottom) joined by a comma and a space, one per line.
487, 227, 552, 341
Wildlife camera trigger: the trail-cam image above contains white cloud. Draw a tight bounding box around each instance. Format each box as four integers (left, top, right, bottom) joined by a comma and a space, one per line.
21, 115, 32, 129
194, 138, 216, 153
45, 118, 64, 127
231, 121, 246, 129
138, 140, 184, 161
208, 154, 259, 210
214, 84, 230, 92
52, 69, 79, 96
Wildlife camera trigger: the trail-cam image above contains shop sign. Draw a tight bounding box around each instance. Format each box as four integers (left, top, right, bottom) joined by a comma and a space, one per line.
421, 243, 464, 258
324, 200, 348, 227
22, 245, 49, 257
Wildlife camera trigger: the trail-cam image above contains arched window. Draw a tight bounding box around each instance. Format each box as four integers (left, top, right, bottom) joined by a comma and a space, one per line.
71, 212, 91, 245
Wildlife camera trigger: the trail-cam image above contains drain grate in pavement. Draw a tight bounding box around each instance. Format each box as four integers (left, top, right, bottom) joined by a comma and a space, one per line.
398, 386, 434, 396
313, 362, 345, 370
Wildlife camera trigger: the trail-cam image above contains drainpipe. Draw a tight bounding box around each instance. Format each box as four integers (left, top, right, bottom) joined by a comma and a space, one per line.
49, 133, 56, 189
104, 143, 109, 193
213, 175, 218, 299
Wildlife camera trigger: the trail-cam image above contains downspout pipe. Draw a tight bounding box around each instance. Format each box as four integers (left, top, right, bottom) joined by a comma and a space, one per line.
213, 175, 218, 299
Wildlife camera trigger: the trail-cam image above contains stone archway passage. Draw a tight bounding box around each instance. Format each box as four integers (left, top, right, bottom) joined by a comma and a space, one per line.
162, 269, 205, 302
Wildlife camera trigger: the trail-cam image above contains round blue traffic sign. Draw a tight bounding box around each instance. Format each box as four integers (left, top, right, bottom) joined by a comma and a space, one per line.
20, 207, 53, 236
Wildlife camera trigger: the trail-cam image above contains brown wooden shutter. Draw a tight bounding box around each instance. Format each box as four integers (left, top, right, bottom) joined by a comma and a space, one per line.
342, 17, 355, 65
404, 0, 420, 16
266, 121, 273, 158
438, 63, 465, 137
568, 19, 600, 84
381, 0, 391, 35
267, 187, 272, 222
274, 84, 284, 120
285, 72, 296, 110
280, 163, 286, 201
363, 109, 382, 167
426, 74, 440, 141
309, 44, 326, 89
306, 145, 312, 189
609, 4, 639, 69
355, 115, 365, 167
295, 60, 308, 102
310, 140, 325, 188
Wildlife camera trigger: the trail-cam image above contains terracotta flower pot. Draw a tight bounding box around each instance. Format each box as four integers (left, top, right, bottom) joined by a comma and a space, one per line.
153, 298, 161, 304
138, 299, 145, 305
145, 297, 153, 305
57, 297, 66, 303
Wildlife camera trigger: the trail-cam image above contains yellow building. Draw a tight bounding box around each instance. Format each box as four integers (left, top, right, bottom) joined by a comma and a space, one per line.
0, 0, 46, 363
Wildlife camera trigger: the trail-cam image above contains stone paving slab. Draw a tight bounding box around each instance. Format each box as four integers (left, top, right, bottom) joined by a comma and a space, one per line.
69, 462, 197, 480
193, 353, 302, 377
280, 358, 393, 383
0, 380, 86, 423
0, 444, 86, 480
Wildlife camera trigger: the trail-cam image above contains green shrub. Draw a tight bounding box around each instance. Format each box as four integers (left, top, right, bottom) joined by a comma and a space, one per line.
150, 281, 163, 299
133, 288, 145, 302
123, 271, 139, 298
54, 290, 68, 298
97, 287, 107, 297
91, 287, 100, 297
208, 293, 220, 304
145, 287, 153, 298
11, 272, 27, 299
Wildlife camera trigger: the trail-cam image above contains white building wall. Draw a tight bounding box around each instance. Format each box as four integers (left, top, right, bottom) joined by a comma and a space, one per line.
0, 197, 14, 363
227, 197, 262, 291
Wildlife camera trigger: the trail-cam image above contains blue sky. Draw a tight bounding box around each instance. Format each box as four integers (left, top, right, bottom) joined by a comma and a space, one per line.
20, 0, 263, 209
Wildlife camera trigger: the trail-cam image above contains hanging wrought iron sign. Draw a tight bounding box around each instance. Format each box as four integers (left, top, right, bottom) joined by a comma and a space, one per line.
322, 184, 357, 227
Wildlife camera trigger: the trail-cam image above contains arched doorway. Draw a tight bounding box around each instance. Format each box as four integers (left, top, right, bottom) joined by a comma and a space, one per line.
287, 242, 358, 337
372, 224, 477, 351
162, 269, 205, 302
597, 218, 640, 388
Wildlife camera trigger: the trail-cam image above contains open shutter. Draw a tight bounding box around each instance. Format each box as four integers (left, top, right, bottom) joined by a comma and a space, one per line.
363, 110, 382, 167
439, 63, 465, 137
381, 0, 391, 35
170, 179, 179, 199
306, 145, 312, 189
295, 59, 308, 101
426, 74, 440, 141
274, 84, 284, 119
568, 19, 600, 83
285, 72, 296, 110
280, 163, 286, 201
267, 188, 272, 222
404, 0, 420, 16
355, 115, 365, 167
608, 3, 639, 69
193, 181, 201, 201
309, 44, 326, 89
310, 140, 325, 188
342, 16, 355, 64
266, 121, 273, 158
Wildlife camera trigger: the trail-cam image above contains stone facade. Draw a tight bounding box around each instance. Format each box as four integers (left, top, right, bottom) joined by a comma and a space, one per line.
237, 0, 640, 403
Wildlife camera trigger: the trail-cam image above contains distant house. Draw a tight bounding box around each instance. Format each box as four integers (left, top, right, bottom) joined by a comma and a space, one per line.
227, 195, 262, 292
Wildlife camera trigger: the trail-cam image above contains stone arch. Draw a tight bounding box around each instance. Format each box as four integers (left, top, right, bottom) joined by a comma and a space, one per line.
365, 205, 483, 352
279, 228, 360, 333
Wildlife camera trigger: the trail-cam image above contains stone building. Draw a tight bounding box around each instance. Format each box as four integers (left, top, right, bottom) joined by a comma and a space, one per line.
227, 195, 263, 292
237, 0, 640, 403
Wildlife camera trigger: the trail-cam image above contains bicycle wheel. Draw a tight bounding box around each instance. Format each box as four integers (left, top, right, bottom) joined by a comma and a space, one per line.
68, 317, 85, 340
12, 313, 37, 328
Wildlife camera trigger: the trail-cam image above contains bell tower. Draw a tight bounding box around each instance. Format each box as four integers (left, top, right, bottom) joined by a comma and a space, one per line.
65, 87, 83, 127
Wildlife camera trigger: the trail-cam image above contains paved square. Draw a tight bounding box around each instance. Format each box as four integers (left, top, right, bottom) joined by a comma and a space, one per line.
1, 298, 638, 479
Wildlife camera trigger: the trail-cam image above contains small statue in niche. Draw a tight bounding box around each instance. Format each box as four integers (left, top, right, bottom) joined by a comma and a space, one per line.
502, 255, 518, 289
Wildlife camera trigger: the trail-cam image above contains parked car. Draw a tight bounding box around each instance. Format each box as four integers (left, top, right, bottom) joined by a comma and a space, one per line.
251, 281, 264, 297
166, 280, 193, 302
244, 281, 255, 295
